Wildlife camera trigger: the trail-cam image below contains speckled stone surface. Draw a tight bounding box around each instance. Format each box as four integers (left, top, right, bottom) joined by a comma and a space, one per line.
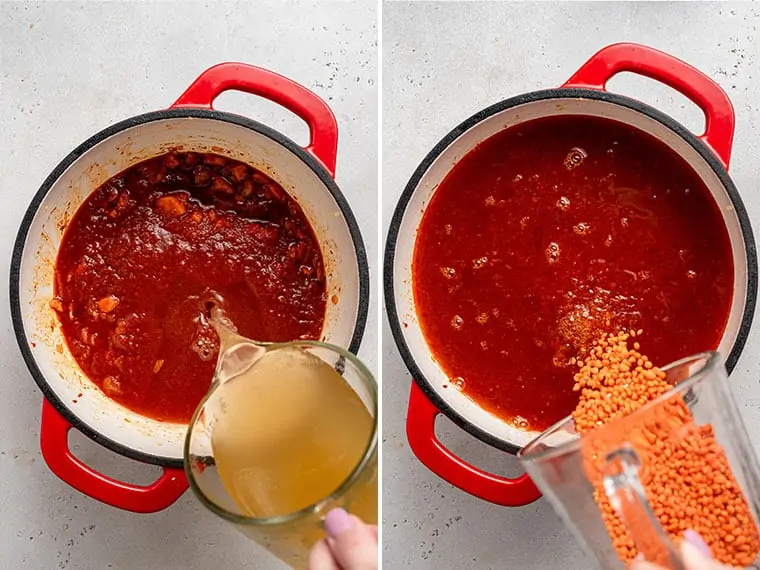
382, 2, 760, 568
0, 1, 376, 568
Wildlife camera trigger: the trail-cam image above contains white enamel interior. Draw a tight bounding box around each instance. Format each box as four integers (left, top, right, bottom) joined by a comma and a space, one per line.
393, 97, 749, 450
17, 115, 362, 462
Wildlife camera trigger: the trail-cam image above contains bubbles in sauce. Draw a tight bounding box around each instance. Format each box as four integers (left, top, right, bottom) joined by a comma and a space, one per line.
511, 416, 530, 430
545, 241, 561, 264
557, 196, 571, 211
574, 222, 590, 236
191, 329, 218, 362
564, 147, 588, 170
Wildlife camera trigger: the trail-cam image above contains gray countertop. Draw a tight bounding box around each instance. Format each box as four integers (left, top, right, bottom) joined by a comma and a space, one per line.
382, 2, 760, 569
0, 1, 376, 569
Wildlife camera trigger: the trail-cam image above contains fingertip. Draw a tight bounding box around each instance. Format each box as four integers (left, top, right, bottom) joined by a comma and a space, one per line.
629, 561, 663, 570
682, 529, 712, 560
323, 513, 378, 570
325, 508, 353, 538
681, 540, 713, 567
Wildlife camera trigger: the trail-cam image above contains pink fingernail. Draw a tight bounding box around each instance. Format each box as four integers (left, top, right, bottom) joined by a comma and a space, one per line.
325, 508, 353, 538
684, 529, 712, 558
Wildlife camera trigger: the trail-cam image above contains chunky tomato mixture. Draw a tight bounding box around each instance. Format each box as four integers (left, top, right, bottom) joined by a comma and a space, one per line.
413, 115, 733, 432
53, 151, 326, 423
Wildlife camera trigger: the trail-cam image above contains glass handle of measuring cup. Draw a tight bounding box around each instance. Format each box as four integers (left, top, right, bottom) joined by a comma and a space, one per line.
603, 447, 685, 570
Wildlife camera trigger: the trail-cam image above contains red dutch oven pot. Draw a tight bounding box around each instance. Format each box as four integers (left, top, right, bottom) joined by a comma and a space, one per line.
11, 63, 369, 513
385, 43, 757, 506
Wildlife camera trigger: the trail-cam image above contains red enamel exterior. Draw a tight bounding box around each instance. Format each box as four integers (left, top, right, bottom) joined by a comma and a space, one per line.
39, 62, 339, 513
406, 384, 541, 506
406, 42, 735, 507
40, 400, 188, 514
563, 42, 735, 168
172, 62, 339, 176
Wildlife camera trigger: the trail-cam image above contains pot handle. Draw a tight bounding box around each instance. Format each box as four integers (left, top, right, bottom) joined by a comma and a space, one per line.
40, 399, 188, 513
171, 62, 339, 177
563, 42, 735, 168
406, 383, 541, 507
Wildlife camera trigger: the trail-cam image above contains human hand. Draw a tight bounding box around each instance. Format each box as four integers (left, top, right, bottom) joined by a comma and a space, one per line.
307, 508, 378, 570
630, 530, 738, 570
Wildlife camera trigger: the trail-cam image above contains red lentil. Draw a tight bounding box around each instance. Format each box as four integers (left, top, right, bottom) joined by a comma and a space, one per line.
572, 331, 760, 567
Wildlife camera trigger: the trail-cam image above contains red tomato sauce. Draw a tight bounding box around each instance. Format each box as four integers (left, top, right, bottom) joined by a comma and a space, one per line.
53, 151, 326, 423
413, 115, 733, 432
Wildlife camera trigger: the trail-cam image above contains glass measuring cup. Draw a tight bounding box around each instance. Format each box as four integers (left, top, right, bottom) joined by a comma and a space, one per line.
184, 321, 378, 569
518, 352, 760, 569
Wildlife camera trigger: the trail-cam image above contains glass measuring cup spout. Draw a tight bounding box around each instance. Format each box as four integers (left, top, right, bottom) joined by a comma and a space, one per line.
207, 306, 267, 387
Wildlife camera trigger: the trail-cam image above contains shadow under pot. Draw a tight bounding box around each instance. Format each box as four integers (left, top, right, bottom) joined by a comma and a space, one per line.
384, 42, 756, 507
11, 62, 369, 513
